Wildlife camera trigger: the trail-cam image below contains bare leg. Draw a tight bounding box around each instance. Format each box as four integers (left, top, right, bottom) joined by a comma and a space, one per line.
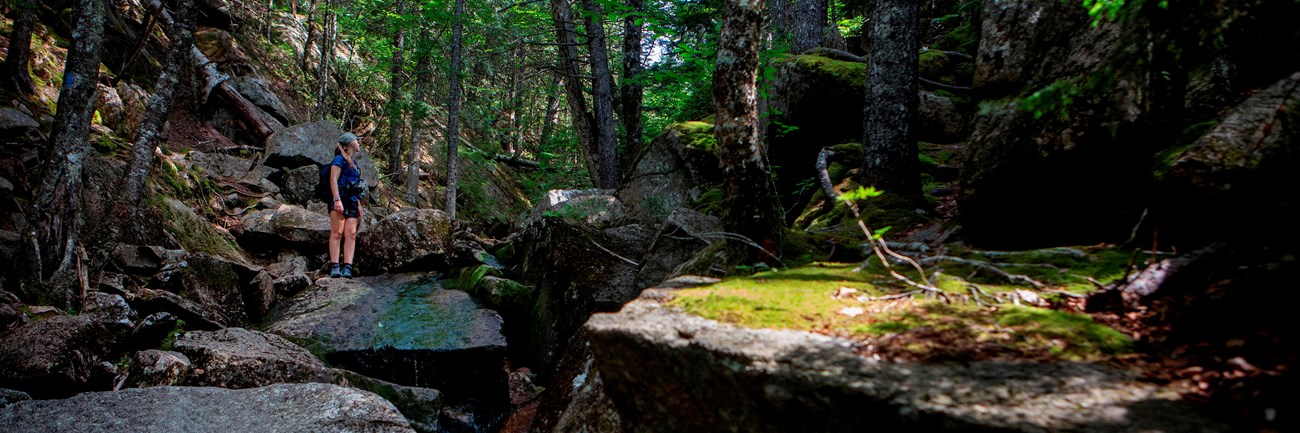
343, 217, 359, 265
329, 210, 344, 264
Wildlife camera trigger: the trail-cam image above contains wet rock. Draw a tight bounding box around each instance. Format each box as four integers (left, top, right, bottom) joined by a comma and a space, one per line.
125, 350, 192, 388
230, 76, 297, 126
357, 209, 453, 274
268, 274, 507, 405
174, 328, 336, 388
585, 290, 1229, 433
0, 383, 415, 433
471, 276, 533, 318
553, 368, 621, 433
238, 204, 331, 248
0, 315, 131, 398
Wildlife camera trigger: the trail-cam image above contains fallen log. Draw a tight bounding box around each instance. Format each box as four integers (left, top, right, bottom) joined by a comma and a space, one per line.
1085, 243, 1225, 312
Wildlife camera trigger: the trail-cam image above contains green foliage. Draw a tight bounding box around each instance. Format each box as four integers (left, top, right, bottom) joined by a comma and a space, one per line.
837, 185, 884, 203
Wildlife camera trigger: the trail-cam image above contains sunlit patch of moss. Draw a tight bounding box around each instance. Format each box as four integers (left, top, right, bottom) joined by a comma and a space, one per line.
994, 306, 1133, 359
667, 263, 883, 331
671, 121, 716, 151
779, 54, 868, 84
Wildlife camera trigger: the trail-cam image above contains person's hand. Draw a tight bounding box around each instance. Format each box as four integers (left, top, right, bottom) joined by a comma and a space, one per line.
333, 199, 343, 214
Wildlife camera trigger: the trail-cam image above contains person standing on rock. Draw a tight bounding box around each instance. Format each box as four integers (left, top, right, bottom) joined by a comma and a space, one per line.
328, 132, 366, 278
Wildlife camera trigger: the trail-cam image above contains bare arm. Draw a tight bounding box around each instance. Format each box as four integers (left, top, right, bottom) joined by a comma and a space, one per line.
330, 164, 343, 213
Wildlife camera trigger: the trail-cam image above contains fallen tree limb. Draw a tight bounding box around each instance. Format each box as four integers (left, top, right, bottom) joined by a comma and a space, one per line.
918, 255, 1047, 288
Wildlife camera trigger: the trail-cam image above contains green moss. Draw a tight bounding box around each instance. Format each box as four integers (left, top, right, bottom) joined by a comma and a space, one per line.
936, 21, 978, 53
994, 306, 1133, 358
670, 121, 717, 151
667, 263, 883, 330
155, 195, 246, 262
779, 54, 868, 85
692, 187, 724, 215
918, 50, 950, 79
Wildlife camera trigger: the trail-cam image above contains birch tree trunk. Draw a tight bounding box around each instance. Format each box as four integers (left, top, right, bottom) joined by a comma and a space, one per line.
619, 0, 645, 174
1, 0, 37, 95
25, 0, 108, 310
715, 0, 783, 260
86, 0, 197, 281
862, 0, 920, 202
579, 0, 619, 189
385, 0, 408, 177
445, 0, 465, 219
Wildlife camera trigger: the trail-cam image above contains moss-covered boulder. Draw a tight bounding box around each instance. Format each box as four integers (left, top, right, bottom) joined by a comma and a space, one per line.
1160, 71, 1300, 244
617, 122, 721, 224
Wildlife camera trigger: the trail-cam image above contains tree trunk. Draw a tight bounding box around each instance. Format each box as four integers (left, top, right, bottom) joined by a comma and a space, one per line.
301, 0, 316, 73
862, 0, 920, 203
539, 73, 562, 151
579, 0, 619, 189
619, 0, 645, 175
406, 46, 431, 203
86, 0, 197, 282
445, 0, 464, 220
315, 0, 335, 120
1, 0, 37, 95
715, 0, 782, 260
550, 0, 599, 188
26, 0, 108, 310
385, 0, 408, 177
790, 0, 827, 54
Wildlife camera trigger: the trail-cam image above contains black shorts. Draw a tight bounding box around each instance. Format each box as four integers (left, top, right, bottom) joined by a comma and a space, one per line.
337, 196, 360, 219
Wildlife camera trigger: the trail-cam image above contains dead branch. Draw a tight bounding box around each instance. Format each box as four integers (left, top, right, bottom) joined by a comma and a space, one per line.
918, 255, 1046, 288
590, 239, 639, 267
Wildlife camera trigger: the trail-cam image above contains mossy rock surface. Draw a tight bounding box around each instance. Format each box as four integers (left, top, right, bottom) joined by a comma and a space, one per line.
666, 247, 1135, 362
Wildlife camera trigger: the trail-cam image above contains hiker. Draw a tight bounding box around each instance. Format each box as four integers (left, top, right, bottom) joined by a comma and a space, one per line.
328, 132, 366, 278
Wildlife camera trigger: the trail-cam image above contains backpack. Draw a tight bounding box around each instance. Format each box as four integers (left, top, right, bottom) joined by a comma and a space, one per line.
314, 162, 332, 203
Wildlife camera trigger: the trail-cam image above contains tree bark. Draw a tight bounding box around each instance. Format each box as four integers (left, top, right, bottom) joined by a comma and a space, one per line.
550, 0, 599, 188
538, 73, 562, 152
26, 0, 108, 310
1, 0, 37, 95
406, 45, 431, 203
87, 0, 197, 281
619, 0, 644, 175
445, 0, 464, 219
790, 0, 827, 53
715, 0, 783, 260
315, 0, 335, 120
301, 0, 316, 73
579, 0, 619, 189
862, 0, 921, 203
385, 0, 408, 177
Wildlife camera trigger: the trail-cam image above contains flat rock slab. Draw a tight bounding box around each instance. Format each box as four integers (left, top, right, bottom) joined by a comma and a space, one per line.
268, 273, 507, 404
0, 383, 414, 433
586, 290, 1230, 433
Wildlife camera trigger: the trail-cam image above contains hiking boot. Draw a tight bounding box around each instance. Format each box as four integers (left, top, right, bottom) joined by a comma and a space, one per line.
329, 263, 342, 278
341, 263, 354, 279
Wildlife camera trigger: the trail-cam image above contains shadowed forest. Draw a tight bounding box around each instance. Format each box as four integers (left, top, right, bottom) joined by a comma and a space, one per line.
0, 0, 1297, 432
